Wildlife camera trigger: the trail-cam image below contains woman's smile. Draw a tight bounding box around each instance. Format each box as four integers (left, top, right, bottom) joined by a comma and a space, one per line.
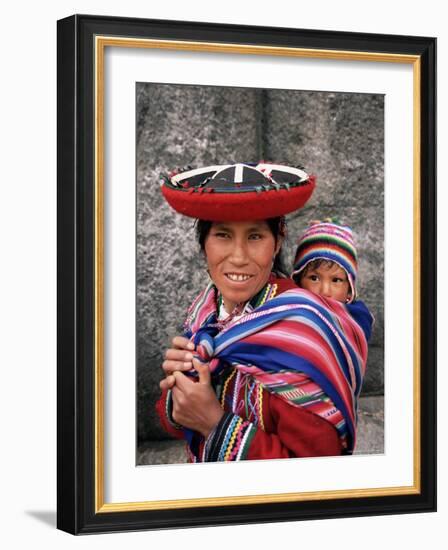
224, 272, 254, 283
204, 221, 282, 313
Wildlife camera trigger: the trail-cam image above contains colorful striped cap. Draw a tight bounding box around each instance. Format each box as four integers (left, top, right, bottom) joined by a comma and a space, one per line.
291, 219, 358, 302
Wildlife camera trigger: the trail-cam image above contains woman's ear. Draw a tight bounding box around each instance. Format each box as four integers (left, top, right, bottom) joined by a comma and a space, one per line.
275, 235, 284, 256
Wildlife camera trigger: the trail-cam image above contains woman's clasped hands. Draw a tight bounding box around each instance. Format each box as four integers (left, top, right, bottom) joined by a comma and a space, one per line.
160, 336, 224, 437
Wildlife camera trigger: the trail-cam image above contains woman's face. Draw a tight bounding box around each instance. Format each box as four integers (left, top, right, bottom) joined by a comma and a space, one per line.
204, 220, 281, 313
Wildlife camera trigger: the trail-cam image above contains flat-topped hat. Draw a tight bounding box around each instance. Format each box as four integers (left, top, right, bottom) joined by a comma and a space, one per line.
161, 162, 316, 221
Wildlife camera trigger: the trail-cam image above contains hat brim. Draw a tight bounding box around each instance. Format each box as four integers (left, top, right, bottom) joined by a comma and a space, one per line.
162, 175, 316, 221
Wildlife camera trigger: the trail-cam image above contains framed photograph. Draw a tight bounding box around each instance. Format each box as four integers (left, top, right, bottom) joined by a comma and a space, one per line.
57, 14, 436, 534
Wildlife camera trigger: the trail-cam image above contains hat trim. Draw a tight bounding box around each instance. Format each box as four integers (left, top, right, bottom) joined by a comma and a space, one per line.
164, 176, 312, 194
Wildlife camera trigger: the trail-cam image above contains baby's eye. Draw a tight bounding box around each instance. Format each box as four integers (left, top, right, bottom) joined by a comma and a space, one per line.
332, 277, 344, 283
308, 274, 319, 281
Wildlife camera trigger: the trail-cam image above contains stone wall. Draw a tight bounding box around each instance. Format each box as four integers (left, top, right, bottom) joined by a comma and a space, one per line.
136, 83, 384, 442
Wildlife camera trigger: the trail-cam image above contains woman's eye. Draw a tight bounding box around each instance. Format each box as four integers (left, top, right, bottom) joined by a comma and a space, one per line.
249, 233, 262, 240
214, 232, 230, 239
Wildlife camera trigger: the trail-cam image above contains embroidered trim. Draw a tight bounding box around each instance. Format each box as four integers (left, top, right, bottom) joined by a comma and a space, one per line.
203, 412, 256, 462
257, 383, 265, 431
220, 368, 237, 408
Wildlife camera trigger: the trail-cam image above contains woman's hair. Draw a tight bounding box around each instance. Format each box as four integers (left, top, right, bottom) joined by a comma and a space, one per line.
195, 218, 288, 277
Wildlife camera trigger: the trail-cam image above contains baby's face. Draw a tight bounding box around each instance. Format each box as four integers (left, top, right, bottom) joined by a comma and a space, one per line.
300, 263, 350, 302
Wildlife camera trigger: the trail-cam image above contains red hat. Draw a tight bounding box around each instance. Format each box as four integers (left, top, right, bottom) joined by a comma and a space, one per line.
161, 162, 316, 221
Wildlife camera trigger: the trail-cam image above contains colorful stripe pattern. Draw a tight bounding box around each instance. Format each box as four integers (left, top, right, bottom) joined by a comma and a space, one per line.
184, 281, 373, 455
202, 413, 257, 462
291, 220, 358, 302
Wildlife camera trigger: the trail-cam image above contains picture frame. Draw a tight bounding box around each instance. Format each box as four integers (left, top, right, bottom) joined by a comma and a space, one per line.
57, 14, 436, 534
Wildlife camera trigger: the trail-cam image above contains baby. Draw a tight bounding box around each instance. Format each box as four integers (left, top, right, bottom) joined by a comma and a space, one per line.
291, 218, 359, 304
290, 218, 374, 453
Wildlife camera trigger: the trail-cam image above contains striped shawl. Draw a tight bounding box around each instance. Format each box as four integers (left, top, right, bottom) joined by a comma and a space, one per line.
183, 280, 373, 453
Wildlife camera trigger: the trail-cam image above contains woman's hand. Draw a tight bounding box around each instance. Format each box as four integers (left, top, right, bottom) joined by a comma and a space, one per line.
171, 359, 224, 438
160, 336, 196, 392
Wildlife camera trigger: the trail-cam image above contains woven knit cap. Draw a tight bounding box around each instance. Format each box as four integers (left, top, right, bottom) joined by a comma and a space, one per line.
291, 220, 358, 302
160, 162, 316, 221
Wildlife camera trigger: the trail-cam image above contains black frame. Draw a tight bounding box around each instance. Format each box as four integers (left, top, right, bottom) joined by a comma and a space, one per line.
57, 14, 436, 534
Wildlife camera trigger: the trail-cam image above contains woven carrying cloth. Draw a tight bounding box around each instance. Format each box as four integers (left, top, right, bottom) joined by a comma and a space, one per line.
183, 280, 373, 453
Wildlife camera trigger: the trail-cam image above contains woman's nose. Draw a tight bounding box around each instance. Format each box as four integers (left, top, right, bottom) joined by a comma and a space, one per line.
229, 240, 249, 264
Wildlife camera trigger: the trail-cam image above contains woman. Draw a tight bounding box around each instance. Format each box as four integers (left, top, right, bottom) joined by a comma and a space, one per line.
156, 163, 372, 462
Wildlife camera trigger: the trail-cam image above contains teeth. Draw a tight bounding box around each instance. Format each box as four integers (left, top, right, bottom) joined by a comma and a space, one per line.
226, 273, 252, 282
